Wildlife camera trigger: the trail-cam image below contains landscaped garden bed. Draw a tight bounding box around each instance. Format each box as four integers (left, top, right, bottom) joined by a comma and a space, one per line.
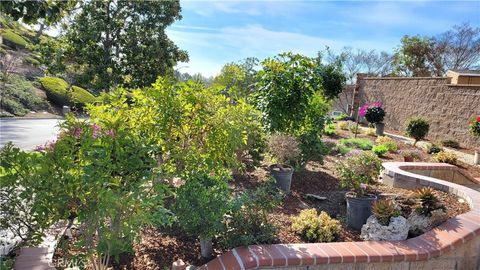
51, 123, 473, 268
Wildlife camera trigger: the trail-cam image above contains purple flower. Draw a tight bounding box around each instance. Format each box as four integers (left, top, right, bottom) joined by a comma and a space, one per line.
92, 123, 101, 139
73, 128, 83, 139
346, 149, 363, 157
359, 101, 384, 117
104, 129, 116, 139
46, 140, 57, 150
35, 144, 46, 152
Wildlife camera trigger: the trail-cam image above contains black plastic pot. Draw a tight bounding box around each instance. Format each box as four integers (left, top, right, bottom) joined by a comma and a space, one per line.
346, 193, 377, 230
269, 164, 294, 193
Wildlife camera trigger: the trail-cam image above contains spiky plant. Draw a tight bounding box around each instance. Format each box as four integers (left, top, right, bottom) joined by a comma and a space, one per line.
414, 187, 446, 216
372, 199, 401, 226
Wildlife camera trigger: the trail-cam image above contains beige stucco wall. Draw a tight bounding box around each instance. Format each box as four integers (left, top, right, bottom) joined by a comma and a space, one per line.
356, 77, 480, 147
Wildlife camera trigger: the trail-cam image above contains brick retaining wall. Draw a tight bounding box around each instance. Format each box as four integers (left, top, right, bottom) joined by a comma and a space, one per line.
199, 163, 480, 270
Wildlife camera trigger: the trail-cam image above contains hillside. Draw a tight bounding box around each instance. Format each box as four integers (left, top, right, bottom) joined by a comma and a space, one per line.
0, 15, 96, 118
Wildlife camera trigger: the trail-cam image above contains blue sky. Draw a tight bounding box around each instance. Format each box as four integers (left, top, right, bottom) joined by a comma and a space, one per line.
167, 0, 480, 76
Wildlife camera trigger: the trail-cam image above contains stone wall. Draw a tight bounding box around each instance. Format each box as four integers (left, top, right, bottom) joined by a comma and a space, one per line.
355, 77, 480, 147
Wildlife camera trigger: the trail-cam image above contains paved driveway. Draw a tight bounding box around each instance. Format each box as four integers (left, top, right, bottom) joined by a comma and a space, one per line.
0, 119, 62, 150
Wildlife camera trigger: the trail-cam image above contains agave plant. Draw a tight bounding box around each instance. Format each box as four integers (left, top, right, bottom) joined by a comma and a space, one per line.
413, 187, 446, 216
372, 199, 401, 226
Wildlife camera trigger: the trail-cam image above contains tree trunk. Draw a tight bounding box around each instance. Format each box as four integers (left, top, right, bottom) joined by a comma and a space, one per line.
34, 23, 45, 42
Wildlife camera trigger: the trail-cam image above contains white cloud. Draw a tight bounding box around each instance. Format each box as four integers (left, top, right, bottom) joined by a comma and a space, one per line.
168, 24, 395, 76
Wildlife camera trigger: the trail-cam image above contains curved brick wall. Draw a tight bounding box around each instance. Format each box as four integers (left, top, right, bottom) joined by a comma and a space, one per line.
200, 163, 480, 270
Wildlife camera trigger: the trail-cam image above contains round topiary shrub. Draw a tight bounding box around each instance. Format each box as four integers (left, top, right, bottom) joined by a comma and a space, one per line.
39, 77, 70, 106
405, 117, 430, 146
71, 85, 96, 107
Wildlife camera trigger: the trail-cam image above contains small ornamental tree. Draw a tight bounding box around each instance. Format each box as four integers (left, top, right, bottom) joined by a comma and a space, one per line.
255, 52, 330, 161
359, 102, 385, 124
405, 117, 430, 146
173, 173, 230, 258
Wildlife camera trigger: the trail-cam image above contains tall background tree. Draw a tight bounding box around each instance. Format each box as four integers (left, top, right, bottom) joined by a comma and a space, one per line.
53, 0, 188, 92
214, 57, 259, 101
393, 23, 480, 77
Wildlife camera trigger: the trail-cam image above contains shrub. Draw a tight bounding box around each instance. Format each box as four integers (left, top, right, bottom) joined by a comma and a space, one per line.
173, 173, 231, 240
1, 98, 29, 116
39, 76, 70, 106
339, 138, 373, 150
2, 75, 49, 113
405, 117, 429, 145
332, 144, 352, 156
372, 199, 401, 226
71, 85, 96, 107
364, 127, 376, 136
359, 102, 385, 124
292, 209, 340, 243
324, 123, 337, 136
2, 29, 29, 48
432, 151, 458, 165
372, 144, 389, 157
348, 121, 359, 134
469, 116, 480, 137
222, 179, 282, 248
336, 151, 382, 196
338, 121, 350, 130
441, 139, 460, 149
267, 133, 301, 166
413, 187, 446, 216
375, 136, 398, 152
426, 143, 443, 154
400, 149, 422, 159
335, 113, 348, 121
23, 56, 40, 66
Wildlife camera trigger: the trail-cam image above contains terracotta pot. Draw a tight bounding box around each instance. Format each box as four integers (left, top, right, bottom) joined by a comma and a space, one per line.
404, 156, 414, 162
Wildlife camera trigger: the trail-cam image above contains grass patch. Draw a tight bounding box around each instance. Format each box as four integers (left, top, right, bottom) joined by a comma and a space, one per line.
339, 138, 373, 150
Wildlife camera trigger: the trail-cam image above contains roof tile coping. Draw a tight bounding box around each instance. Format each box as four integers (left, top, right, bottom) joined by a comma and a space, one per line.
201, 162, 480, 270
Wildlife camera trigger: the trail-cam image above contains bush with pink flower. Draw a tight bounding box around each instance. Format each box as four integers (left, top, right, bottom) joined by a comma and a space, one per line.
470, 115, 480, 137
359, 101, 385, 124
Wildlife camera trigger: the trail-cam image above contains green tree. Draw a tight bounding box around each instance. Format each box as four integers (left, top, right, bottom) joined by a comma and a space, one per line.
214, 57, 259, 101
255, 52, 330, 161
0, 0, 77, 40
60, 0, 188, 91
393, 35, 436, 77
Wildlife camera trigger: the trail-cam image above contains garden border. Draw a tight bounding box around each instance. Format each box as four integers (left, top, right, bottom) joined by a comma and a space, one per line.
198, 162, 480, 270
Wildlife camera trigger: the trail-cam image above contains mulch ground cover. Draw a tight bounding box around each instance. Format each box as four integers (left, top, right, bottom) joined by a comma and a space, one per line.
53, 125, 474, 269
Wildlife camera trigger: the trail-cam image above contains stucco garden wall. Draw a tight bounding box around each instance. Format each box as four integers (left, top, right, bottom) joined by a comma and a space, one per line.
355, 77, 480, 146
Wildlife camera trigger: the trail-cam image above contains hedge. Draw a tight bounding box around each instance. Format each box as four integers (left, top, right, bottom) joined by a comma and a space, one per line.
71, 85, 96, 106
2, 29, 29, 48
39, 77, 70, 106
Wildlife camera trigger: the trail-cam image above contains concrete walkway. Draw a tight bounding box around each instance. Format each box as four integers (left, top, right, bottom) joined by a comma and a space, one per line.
359, 127, 477, 166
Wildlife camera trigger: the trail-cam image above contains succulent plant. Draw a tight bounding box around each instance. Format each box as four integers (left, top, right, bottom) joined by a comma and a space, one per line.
372, 199, 401, 226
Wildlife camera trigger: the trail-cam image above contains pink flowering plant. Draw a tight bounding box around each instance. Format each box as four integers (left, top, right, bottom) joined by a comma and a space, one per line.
359, 101, 385, 124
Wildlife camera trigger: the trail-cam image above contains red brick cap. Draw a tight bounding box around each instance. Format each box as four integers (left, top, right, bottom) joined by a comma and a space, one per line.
201, 163, 480, 270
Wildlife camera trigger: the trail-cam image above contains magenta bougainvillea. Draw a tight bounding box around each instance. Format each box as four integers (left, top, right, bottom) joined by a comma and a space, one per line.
359, 102, 385, 124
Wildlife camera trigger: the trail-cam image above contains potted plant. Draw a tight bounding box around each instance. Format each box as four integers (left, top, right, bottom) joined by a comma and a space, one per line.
401, 150, 421, 162
173, 173, 231, 259
267, 133, 301, 193
359, 102, 385, 136
336, 151, 382, 230
469, 116, 480, 165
